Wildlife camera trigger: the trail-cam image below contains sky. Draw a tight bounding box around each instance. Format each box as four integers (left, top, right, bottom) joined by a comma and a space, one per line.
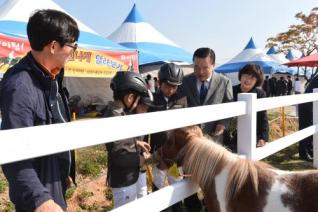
1, 0, 317, 64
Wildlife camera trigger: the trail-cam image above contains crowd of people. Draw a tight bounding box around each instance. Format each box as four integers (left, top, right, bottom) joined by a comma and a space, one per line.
262, 75, 303, 97
0, 9, 315, 212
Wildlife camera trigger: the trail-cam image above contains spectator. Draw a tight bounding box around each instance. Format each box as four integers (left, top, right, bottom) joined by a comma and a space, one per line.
262, 75, 270, 97
298, 75, 318, 161
276, 76, 287, 96
178, 47, 233, 211
146, 74, 155, 93
178, 47, 233, 140
0, 9, 79, 212
224, 64, 269, 151
269, 76, 277, 96
287, 75, 293, 95
103, 71, 152, 208
294, 77, 302, 94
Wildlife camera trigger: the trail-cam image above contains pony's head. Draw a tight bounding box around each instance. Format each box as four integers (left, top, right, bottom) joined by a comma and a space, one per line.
159, 125, 203, 167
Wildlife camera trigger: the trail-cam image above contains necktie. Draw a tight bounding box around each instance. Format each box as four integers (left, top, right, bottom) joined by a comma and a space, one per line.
200, 81, 207, 105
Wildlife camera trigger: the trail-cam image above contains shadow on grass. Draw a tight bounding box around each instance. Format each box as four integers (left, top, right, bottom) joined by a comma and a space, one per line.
263, 143, 313, 171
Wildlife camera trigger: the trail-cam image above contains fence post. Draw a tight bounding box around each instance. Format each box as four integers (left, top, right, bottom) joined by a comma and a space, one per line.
313, 88, 318, 168
237, 93, 257, 160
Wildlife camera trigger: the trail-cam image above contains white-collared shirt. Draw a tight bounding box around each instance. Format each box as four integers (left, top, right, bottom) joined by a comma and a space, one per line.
196, 76, 212, 93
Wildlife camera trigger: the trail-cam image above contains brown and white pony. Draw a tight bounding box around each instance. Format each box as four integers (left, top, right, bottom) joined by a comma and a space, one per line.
159, 125, 318, 212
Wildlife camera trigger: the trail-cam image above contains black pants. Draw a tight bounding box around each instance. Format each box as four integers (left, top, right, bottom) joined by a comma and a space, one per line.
298, 102, 313, 158
184, 193, 202, 212
299, 135, 313, 158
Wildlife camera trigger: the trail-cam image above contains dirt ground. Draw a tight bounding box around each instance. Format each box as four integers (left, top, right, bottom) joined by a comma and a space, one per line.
67, 171, 112, 211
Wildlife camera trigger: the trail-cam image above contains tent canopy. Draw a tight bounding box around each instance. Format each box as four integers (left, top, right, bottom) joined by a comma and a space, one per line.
0, 0, 131, 52
266, 46, 299, 75
266, 46, 289, 64
215, 38, 288, 74
0, 0, 139, 78
284, 53, 318, 67
108, 4, 192, 65
0, 0, 139, 105
286, 50, 297, 61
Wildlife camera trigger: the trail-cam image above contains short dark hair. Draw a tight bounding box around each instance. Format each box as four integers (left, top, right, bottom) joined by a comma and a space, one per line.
193, 47, 215, 65
27, 9, 79, 51
146, 74, 152, 80
238, 64, 264, 87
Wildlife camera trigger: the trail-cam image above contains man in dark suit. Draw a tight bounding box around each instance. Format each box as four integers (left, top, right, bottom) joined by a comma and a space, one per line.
178, 47, 233, 211
298, 75, 318, 161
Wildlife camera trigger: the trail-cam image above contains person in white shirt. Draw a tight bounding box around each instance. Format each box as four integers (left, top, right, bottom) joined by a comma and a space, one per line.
294, 77, 303, 94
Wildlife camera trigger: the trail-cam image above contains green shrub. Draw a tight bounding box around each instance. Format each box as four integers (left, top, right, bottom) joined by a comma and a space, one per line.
104, 188, 113, 201
1, 202, 14, 212
76, 145, 107, 178
77, 189, 94, 202
0, 179, 7, 194
65, 186, 76, 200
78, 160, 101, 177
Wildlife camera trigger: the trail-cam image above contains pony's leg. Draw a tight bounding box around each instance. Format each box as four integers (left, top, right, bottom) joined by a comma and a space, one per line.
203, 183, 221, 212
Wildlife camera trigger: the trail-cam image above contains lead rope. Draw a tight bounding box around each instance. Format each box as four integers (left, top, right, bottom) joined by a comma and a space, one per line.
146, 134, 153, 192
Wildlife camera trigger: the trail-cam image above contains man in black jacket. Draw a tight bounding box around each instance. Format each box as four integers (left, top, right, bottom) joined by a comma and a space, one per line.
0, 9, 79, 212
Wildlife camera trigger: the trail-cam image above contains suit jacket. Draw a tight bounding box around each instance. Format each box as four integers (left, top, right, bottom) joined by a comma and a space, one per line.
178, 72, 233, 135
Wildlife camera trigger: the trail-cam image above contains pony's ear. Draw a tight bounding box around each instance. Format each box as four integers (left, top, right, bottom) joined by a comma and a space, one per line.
182, 125, 203, 139
166, 130, 176, 147
174, 128, 188, 147
189, 125, 203, 138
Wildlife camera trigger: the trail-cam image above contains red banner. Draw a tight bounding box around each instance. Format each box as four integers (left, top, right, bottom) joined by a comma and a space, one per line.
0, 33, 139, 78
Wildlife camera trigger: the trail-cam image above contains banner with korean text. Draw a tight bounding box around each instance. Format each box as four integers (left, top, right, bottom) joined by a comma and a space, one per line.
0, 33, 139, 78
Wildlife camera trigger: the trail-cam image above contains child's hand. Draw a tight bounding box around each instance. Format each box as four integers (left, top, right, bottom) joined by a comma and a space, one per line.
143, 151, 151, 160
137, 141, 151, 153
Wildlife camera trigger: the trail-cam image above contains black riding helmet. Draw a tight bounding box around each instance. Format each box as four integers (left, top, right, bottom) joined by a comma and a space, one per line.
110, 71, 153, 102
158, 63, 184, 86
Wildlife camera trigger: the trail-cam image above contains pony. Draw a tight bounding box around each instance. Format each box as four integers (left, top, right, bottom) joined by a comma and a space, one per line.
158, 125, 318, 212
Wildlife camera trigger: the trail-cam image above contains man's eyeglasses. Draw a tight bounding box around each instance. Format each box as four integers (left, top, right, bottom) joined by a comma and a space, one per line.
65, 42, 78, 51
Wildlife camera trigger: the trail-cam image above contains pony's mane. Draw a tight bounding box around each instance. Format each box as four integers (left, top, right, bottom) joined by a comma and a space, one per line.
179, 127, 274, 202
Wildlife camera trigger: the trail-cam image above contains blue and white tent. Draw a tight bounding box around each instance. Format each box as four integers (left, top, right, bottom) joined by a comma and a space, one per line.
286, 50, 297, 61
266, 47, 290, 64
266, 47, 298, 75
108, 4, 192, 65
0, 0, 135, 104
0, 0, 130, 52
215, 38, 287, 75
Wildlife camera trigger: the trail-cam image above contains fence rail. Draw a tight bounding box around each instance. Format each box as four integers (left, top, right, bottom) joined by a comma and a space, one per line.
1, 91, 318, 211
0, 100, 245, 165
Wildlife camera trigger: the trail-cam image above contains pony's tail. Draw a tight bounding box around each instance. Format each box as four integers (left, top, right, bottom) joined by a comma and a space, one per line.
226, 159, 259, 202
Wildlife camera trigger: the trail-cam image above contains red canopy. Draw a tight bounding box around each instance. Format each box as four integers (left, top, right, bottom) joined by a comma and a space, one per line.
284, 53, 318, 67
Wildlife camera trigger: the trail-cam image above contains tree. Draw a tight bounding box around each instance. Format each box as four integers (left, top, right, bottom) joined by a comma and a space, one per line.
266, 7, 318, 56
266, 7, 318, 80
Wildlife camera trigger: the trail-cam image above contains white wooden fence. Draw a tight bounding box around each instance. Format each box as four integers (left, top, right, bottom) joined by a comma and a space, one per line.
1, 90, 318, 211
